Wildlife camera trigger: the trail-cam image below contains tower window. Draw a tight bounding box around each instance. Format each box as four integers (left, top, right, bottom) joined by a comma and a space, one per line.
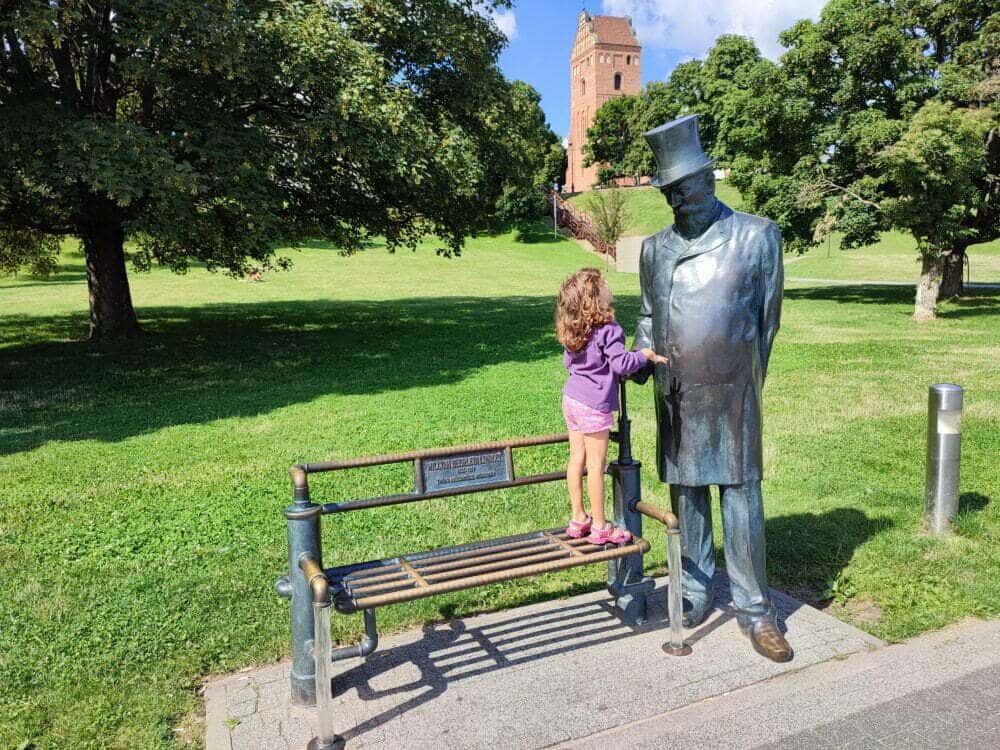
614, 73, 622, 90
626, 55, 631, 65
581, 79, 586, 95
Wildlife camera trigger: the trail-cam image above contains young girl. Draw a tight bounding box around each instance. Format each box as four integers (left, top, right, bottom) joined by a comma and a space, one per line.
555, 268, 666, 545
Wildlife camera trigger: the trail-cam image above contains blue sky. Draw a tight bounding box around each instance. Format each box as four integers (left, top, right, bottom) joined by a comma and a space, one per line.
492, 0, 826, 140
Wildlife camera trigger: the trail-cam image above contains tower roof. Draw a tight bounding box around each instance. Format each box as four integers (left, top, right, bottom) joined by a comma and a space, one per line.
587, 15, 640, 48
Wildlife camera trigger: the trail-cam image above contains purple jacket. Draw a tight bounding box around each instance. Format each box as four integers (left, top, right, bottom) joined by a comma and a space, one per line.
563, 322, 648, 412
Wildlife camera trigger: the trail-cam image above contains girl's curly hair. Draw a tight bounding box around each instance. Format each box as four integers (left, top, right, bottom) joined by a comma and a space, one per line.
555, 268, 615, 352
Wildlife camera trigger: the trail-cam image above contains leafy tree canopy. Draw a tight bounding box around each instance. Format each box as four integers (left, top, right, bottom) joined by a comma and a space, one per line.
730, 0, 998, 318
1, 0, 553, 338
492, 80, 561, 224
583, 0, 998, 318
582, 35, 763, 183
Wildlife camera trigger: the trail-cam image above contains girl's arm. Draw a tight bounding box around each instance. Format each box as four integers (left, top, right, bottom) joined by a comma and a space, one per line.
602, 324, 649, 376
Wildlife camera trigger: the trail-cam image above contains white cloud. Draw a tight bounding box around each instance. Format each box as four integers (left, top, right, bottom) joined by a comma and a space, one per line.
493, 9, 518, 41
600, 0, 825, 61
477, 4, 518, 41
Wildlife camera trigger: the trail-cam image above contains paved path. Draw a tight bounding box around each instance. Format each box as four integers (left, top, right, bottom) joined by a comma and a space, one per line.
205, 573, 883, 749
786, 277, 1000, 289
558, 617, 1000, 750
614, 235, 643, 273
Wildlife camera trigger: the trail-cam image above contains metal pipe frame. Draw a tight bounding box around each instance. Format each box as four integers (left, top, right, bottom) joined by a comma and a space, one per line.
331, 609, 378, 662
281, 467, 324, 706
606, 382, 654, 625
300, 553, 330, 607
635, 501, 691, 656
300, 433, 570, 473
321, 471, 570, 514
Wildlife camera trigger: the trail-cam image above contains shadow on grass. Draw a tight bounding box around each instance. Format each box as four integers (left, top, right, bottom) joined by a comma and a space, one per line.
0, 263, 89, 288
784, 285, 1000, 319
958, 492, 991, 517
937, 291, 1000, 319
1, 294, 641, 456
511, 221, 564, 245
765, 507, 893, 606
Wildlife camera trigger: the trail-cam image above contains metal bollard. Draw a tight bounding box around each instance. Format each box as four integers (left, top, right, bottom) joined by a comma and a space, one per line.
924, 384, 963, 535
309, 602, 345, 750
663, 528, 691, 656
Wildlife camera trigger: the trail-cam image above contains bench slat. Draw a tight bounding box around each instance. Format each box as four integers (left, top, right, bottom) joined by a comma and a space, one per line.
330, 529, 650, 613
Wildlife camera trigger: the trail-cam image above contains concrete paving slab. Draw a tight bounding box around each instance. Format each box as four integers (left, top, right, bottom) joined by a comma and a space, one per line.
558, 618, 1000, 750
614, 235, 643, 273
206, 571, 882, 749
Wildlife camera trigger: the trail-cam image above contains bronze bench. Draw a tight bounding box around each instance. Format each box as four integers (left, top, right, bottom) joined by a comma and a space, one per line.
276, 384, 688, 750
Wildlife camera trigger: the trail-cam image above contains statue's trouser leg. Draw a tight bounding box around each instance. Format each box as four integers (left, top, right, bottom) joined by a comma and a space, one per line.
719, 481, 774, 630
669, 484, 715, 607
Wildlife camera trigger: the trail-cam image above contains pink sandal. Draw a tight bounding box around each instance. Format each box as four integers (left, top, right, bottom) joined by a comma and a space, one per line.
586, 523, 632, 545
565, 514, 592, 538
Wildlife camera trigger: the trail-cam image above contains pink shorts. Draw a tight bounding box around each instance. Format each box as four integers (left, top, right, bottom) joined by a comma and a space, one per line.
562, 395, 614, 433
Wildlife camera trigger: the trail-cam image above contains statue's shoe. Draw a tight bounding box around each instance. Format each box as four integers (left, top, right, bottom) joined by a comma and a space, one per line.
743, 620, 793, 663
681, 596, 712, 628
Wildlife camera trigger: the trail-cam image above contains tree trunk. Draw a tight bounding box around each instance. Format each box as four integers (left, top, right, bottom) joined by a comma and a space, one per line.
938, 247, 966, 300
914, 253, 945, 321
81, 221, 141, 340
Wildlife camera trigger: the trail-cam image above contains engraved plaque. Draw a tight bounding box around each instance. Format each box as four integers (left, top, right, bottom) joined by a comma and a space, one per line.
421, 449, 511, 493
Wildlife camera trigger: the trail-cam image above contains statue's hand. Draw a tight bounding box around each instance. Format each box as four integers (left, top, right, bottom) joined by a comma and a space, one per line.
640, 347, 668, 365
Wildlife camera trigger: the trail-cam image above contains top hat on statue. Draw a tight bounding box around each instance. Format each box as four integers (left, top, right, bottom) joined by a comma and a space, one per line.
645, 114, 717, 188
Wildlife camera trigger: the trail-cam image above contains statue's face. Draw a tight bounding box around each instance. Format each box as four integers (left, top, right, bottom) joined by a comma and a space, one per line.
660, 169, 715, 215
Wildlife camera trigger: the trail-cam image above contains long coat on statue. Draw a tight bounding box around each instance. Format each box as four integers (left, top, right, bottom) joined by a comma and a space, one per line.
632, 201, 783, 487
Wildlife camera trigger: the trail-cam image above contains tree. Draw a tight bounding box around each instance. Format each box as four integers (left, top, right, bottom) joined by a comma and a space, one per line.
880, 102, 995, 319
722, 0, 998, 319
583, 95, 641, 183
0, 0, 518, 339
584, 188, 633, 258
540, 142, 568, 192
492, 81, 561, 224
697, 35, 763, 161
625, 81, 683, 176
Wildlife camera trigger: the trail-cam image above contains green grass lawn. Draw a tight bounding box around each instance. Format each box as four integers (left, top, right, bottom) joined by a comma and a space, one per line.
569, 184, 1000, 283
2, 225, 999, 748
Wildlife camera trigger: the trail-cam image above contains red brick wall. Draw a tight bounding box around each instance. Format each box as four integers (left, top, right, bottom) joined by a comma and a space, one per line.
565, 14, 641, 194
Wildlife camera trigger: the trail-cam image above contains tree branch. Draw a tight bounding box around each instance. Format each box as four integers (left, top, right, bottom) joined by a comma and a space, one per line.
44, 5, 81, 110
815, 174, 883, 210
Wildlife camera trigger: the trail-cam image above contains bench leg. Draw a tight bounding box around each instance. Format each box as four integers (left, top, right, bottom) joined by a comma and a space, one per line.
607, 458, 654, 626
284, 498, 323, 706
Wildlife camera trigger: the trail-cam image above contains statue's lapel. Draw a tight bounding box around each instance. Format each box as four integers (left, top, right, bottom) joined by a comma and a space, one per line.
676, 202, 734, 262
655, 226, 685, 263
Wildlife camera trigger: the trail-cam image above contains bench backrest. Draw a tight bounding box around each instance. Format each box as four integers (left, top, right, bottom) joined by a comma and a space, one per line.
292, 383, 632, 515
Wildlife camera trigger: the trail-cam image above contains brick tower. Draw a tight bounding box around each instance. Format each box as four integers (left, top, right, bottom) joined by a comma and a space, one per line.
565, 12, 642, 193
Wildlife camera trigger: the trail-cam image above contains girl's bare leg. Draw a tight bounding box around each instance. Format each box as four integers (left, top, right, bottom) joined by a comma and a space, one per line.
583, 430, 610, 528
566, 429, 588, 522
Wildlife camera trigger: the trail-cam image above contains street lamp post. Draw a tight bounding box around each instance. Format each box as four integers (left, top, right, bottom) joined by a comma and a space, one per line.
552, 182, 560, 239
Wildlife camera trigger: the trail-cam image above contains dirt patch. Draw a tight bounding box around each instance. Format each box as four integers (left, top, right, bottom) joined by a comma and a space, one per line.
832, 598, 884, 627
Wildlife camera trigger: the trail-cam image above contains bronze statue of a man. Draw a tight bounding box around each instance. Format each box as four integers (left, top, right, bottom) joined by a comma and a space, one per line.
632, 115, 791, 662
